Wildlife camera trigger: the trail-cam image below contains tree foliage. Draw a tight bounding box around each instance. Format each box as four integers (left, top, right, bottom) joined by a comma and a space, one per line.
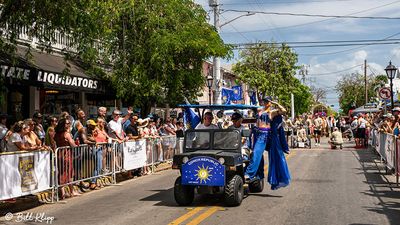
233, 42, 313, 115
336, 73, 388, 114
0, 0, 231, 113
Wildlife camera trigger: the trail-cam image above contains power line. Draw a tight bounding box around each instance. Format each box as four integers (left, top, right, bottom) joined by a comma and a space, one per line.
220, 14, 251, 42
221, 0, 355, 5
222, 9, 400, 20
233, 38, 400, 46
307, 64, 363, 76
233, 41, 400, 49
297, 31, 400, 56
220, 1, 400, 34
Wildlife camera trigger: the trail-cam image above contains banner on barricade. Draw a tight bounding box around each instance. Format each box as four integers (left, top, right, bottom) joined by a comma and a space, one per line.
385, 135, 395, 169
123, 140, 147, 170
0, 151, 51, 200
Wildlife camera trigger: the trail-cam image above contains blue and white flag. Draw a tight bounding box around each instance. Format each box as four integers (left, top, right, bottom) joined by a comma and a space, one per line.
222, 88, 233, 104
183, 107, 201, 129
232, 85, 243, 100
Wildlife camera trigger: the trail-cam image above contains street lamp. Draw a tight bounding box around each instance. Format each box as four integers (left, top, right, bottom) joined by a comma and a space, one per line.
206, 73, 214, 105
385, 61, 397, 110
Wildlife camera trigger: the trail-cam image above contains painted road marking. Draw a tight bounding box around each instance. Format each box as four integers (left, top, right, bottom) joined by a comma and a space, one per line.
168, 207, 205, 225
186, 207, 224, 225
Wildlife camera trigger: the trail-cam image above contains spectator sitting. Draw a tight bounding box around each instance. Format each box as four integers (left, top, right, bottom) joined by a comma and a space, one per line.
328, 127, 344, 149
195, 112, 218, 129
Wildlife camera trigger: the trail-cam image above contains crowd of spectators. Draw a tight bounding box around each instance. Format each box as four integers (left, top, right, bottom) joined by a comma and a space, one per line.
0, 107, 184, 200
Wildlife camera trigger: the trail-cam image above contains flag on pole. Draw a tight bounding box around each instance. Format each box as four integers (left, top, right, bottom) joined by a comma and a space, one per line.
222, 88, 233, 104
232, 85, 243, 100
183, 108, 201, 129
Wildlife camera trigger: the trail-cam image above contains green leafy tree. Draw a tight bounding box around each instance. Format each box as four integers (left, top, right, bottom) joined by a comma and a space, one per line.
233, 42, 313, 114
336, 73, 387, 114
0, 0, 231, 114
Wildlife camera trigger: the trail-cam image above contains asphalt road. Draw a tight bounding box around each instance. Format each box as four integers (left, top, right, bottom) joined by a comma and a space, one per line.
1, 138, 400, 225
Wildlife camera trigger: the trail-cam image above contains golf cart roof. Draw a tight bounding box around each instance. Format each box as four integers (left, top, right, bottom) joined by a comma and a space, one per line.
178, 104, 261, 110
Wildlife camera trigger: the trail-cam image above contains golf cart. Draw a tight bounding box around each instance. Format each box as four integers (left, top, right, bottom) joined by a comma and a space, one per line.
172, 104, 262, 207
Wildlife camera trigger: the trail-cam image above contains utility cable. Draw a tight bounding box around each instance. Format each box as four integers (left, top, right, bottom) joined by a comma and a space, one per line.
221, 0, 400, 34
222, 9, 400, 20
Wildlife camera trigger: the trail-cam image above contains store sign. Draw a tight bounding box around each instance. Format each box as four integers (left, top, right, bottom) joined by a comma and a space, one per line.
0, 65, 30, 80
1, 63, 100, 90
37, 71, 98, 89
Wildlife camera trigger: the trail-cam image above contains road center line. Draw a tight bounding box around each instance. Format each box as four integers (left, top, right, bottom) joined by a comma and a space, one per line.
186, 206, 224, 225
168, 207, 205, 225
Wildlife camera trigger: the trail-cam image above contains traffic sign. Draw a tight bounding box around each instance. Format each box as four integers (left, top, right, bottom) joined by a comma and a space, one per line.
379, 87, 391, 100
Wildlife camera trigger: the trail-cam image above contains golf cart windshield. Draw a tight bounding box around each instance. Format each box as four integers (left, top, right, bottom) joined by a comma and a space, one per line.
184, 130, 241, 150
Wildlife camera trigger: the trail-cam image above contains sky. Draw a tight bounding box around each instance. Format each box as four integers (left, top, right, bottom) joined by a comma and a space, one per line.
194, 0, 400, 110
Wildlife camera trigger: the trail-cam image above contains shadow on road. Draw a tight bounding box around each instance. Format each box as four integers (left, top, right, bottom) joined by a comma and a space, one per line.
353, 148, 400, 224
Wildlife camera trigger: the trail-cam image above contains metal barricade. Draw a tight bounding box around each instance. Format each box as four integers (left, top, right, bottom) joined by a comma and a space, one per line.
54, 143, 116, 201
369, 129, 399, 185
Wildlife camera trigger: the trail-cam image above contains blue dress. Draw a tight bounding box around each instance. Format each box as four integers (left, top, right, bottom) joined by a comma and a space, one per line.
267, 115, 291, 190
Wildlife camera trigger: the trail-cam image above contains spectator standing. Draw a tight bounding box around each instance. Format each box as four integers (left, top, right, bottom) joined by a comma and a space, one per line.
54, 118, 79, 198
313, 115, 323, 146
71, 109, 86, 139
125, 115, 140, 140
326, 115, 336, 135
33, 112, 45, 143
97, 107, 107, 122
357, 114, 368, 148
108, 109, 132, 141
24, 118, 42, 149
6, 121, 35, 152
95, 118, 116, 175
45, 116, 58, 150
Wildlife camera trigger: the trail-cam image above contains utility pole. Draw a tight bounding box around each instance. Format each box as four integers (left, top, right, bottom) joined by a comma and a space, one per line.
365, 59, 368, 105
209, 0, 222, 104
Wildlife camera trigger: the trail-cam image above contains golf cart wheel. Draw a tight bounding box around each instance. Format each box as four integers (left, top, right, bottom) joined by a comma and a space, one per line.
249, 178, 264, 193
174, 176, 194, 206
224, 175, 244, 207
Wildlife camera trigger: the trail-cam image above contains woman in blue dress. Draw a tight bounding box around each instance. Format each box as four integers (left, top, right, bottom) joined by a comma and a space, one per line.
244, 96, 291, 190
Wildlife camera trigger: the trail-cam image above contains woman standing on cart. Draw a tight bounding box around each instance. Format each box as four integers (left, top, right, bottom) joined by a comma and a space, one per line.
245, 96, 291, 190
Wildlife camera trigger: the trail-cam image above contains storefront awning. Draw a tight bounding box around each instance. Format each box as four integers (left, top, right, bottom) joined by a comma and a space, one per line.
1, 46, 107, 94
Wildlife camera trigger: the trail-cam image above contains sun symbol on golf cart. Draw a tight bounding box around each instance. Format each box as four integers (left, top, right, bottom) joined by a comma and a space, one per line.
195, 164, 212, 183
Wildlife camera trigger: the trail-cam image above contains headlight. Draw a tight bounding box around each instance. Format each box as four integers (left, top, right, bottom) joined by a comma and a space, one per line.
182, 157, 189, 164
218, 157, 225, 165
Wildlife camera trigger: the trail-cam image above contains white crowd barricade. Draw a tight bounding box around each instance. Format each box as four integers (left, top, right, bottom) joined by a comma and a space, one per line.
0, 150, 52, 201
370, 130, 398, 180
383, 134, 396, 170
